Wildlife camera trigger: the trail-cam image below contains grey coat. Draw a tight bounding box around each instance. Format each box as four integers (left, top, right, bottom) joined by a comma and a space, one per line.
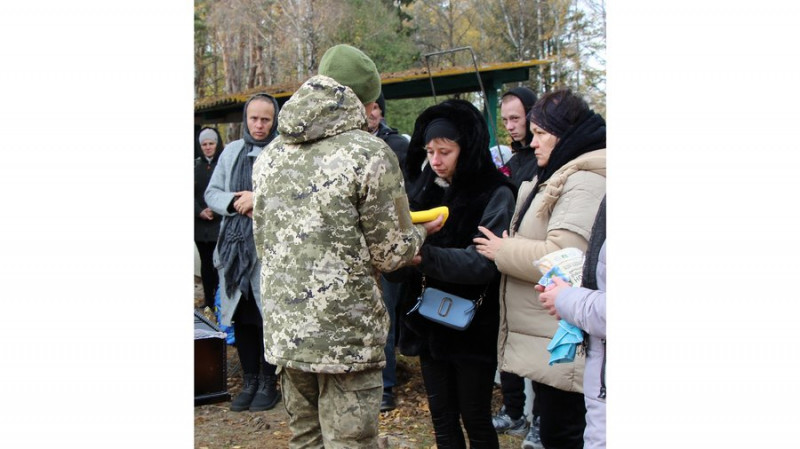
556, 242, 606, 449
204, 139, 263, 326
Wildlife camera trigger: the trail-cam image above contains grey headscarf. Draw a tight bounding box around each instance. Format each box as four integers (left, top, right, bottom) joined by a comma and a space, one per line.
218, 93, 279, 297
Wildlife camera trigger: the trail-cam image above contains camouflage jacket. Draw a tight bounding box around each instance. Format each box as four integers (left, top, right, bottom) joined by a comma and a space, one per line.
252, 75, 426, 373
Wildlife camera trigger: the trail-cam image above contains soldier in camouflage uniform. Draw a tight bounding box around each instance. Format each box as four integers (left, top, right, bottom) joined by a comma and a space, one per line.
252, 45, 442, 448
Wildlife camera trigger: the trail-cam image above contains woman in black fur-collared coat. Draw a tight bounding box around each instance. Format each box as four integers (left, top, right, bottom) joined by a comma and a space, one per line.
387, 99, 516, 449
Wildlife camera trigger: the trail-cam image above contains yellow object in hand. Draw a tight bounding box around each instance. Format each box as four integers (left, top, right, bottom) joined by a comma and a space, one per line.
410, 206, 449, 225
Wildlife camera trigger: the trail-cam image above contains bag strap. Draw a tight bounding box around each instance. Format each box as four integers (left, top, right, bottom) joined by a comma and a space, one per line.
420, 275, 488, 308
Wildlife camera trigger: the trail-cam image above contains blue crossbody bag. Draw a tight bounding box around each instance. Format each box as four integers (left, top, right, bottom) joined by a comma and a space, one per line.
407, 275, 485, 331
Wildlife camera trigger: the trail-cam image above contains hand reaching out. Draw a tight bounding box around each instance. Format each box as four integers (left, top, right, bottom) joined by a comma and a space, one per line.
473, 226, 508, 261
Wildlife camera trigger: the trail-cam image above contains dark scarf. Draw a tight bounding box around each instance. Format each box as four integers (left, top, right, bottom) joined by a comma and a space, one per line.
581, 195, 606, 355
582, 196, 606, 290
512, 111, 605, 232
217, 94, 278, 297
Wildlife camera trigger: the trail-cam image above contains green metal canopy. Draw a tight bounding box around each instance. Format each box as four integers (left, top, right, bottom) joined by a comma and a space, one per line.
380, 59, 547, 100
194, 59, 550, 129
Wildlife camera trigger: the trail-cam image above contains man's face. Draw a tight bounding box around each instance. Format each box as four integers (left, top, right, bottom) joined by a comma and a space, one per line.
501, 96, 528, 144
366, 102, 382, 133
246, 99, 275, 140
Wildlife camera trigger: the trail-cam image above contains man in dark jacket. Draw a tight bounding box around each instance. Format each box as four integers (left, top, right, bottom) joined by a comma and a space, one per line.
368, 91, 410, 178
195, 127, 222, 309
367, 90, 411, 412
501, 87, 539, 189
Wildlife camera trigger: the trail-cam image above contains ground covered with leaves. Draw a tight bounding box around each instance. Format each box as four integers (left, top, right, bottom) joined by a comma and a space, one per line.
194, 281, 524, 449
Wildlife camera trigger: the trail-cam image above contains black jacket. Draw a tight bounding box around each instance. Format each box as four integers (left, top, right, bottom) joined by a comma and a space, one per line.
507, 146, 539, 188
194, 150, 222, 242
502, 86, 539, 187
376, 119, 409, 176
390, 99, 516, 363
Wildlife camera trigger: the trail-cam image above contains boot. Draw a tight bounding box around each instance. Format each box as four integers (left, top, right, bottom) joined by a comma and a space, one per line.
380, 387, 396, 412
230, 373, 258, 412
521, 416, 544, 449
249, 373, 281, 412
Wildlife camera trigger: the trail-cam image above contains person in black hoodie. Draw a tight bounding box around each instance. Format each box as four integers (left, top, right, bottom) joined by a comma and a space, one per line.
501, 86, 539, 188
387, 99, 516, 449
368, 91, 410, 175
195, 127, 223, 309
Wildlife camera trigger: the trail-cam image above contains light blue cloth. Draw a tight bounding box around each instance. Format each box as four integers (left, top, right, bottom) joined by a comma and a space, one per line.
537, 265, 583, 364
547, 319, 584, 365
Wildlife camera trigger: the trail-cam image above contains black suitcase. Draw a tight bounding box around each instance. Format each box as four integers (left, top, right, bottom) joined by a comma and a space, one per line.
194, 310, 231, 406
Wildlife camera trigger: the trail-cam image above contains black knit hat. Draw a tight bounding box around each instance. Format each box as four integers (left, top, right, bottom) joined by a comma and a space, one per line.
501, 86, 537, 149
376, 91, 386, 118
502, 86, 537, 113
424, 117, 460, 144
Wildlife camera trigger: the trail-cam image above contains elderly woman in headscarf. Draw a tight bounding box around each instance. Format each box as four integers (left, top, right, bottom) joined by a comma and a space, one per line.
195, 127, 223, 309
474, 89, 606, 449
204, 93, 281, 413
387, 99, 516, 449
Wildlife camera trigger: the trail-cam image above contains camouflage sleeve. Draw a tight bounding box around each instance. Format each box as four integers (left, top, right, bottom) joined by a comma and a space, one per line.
357, 145, 425, 272
251, 151, 267, 263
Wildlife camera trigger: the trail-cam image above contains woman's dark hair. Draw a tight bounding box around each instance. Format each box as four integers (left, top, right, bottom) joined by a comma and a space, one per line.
512, 89, 604, 232
527, 89, 590, 138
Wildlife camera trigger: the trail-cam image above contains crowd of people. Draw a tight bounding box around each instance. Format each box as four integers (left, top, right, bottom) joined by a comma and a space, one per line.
194, 43, 607, 449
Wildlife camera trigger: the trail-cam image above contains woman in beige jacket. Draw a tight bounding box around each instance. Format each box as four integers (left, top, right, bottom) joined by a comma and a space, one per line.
474, 89, 606, 449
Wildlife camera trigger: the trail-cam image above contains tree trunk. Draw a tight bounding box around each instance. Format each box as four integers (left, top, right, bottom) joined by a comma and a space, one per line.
295, 35, 304, 82
248, 36, 258, 89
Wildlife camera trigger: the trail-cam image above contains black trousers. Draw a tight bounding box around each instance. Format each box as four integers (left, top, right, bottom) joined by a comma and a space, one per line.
232, 287, 276, 377
195, 240, 219, 307
499, 370, 540, 420
535, 381, 586, 449
420, 354, 499, 449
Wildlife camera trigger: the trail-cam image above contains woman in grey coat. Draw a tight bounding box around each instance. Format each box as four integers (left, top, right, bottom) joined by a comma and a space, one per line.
538, 197, 606, 449
204, 93, 281, 412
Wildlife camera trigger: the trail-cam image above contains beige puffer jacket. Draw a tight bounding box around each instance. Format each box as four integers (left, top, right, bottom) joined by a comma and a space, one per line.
495, 149, 606, 393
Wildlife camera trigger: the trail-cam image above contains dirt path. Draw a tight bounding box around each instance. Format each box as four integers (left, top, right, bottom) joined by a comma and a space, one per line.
194, 279, 524, 449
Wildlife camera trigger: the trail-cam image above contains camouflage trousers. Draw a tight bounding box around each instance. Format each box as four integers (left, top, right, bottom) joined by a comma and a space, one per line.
280, 366, 383, 449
